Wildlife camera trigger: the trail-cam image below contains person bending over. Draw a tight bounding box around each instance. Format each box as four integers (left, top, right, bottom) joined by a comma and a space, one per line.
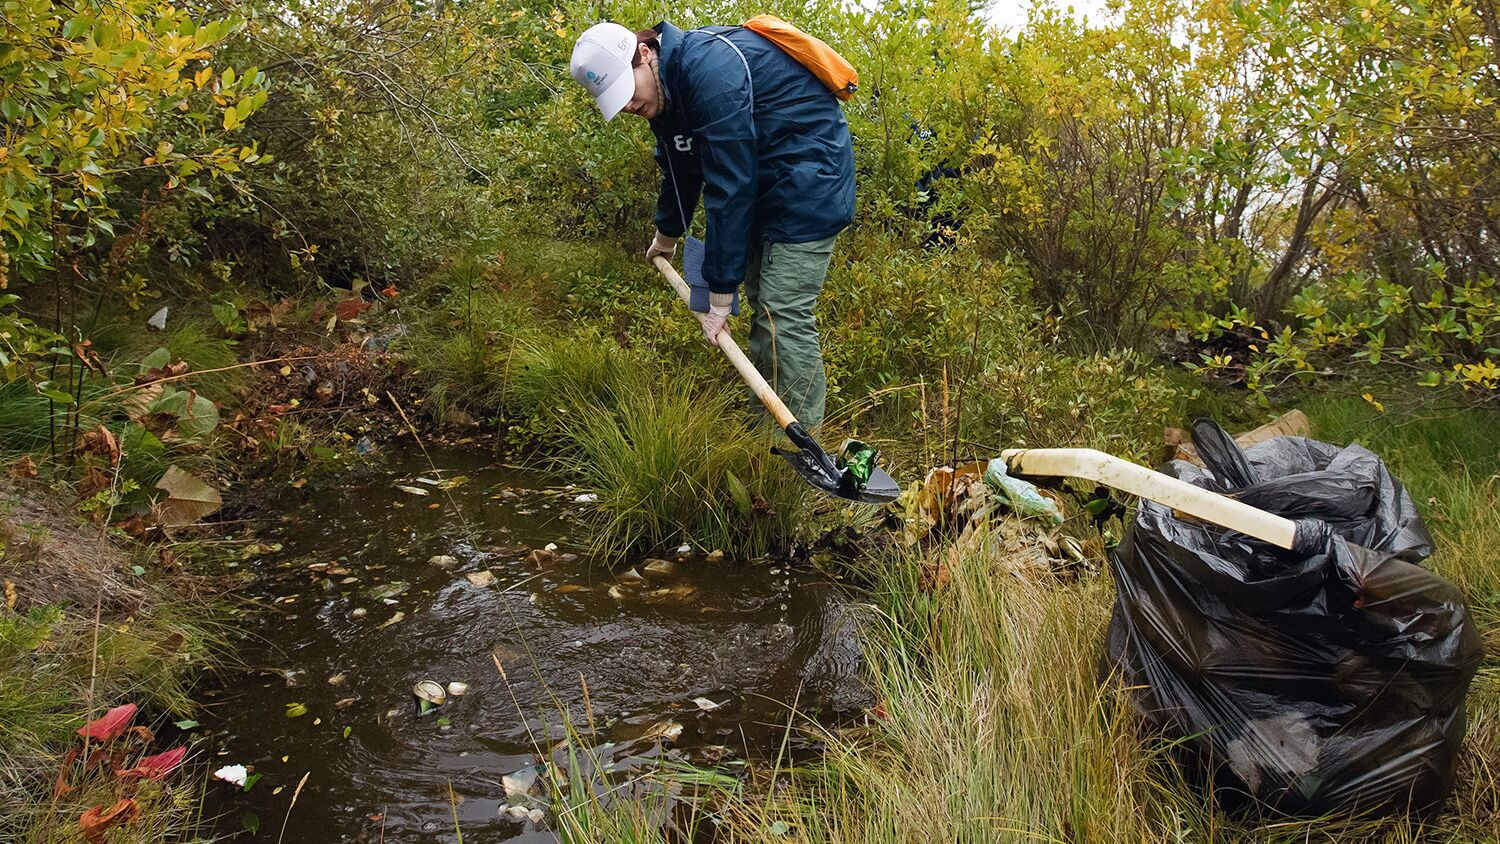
570, 20, 855, 429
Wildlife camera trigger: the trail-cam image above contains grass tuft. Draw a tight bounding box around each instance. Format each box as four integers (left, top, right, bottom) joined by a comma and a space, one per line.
552, 376, 806, 557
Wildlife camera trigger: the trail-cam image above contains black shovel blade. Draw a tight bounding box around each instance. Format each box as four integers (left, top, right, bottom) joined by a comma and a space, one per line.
774, 424, 900, 505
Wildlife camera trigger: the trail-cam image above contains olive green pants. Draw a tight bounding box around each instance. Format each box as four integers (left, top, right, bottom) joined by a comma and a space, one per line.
743, 235, 838, 430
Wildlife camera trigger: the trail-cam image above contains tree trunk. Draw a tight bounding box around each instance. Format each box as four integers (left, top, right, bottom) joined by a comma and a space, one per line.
1253, 166, 1342, 319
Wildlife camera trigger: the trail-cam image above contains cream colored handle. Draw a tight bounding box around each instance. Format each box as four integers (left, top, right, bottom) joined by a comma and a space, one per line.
653, 256, 797, 430
1001, 448, 1298, 549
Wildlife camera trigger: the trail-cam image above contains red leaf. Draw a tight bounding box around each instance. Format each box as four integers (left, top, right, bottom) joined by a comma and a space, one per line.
381, 284, 399, 298
115, 746, 187, 782
80, 798, 141, 844
78, 704, 137, 743
334, 298, 369, 320
52, 746, 80, 799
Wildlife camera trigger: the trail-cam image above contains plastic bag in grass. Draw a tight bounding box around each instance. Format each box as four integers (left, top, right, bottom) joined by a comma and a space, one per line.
1104, 418, 1483, 816
983, 459, 1064, 524
837, 439, 877, 488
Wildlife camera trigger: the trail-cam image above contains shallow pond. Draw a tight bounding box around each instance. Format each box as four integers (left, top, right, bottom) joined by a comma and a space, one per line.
205, 443, 865, 841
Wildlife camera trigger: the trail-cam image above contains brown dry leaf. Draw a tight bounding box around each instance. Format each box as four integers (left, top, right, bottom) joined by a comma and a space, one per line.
154, 466, 222, 526
8, 455, 38, 479
134, 360, 190, 386
334, 298, 369, 320
80, 798, 140, 844
116, 514, 154, 540
72, 341, 108, 378
4, 579, 16, 610
118, 383, 165, 421
81, 425, 120, 467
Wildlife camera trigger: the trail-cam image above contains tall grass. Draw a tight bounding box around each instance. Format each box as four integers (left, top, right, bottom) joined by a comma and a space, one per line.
716, 540, 1209, 842
553, 376, 807, 557
0, 594, 225, 842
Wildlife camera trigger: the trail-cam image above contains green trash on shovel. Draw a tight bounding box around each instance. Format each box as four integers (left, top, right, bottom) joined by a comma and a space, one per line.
837, 439, 879, 489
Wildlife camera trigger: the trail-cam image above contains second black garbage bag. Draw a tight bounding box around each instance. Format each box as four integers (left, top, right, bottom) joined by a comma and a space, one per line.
1104, 419, 1483, 815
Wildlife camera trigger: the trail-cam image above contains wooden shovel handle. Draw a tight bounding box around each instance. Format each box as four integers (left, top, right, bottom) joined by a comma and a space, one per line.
1001, 447, 1299, 549
653, 255, 797, 430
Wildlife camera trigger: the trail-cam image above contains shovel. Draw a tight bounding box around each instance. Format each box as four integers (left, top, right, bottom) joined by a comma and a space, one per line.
654, 256, 899, 504
1001, 447, 1304, 549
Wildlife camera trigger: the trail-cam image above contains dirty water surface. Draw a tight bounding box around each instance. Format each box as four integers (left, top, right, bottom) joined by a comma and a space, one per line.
206, 444, 866, 842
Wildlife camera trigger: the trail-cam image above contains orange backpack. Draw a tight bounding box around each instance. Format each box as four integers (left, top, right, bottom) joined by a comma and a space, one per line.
743, 15, 858, 100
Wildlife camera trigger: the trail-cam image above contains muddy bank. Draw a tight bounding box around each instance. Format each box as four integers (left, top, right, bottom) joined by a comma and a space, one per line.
205, 443, 869, 841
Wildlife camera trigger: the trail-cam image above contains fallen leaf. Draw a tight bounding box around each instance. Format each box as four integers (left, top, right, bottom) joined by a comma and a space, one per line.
9, 455, 38, 478
80, 798, 140, 844
285, 702, 308, 718
115, 746, 187, 782
134, 360, 190, 386
80, 425, 120, 467
4, 579, 15, 610
334, 298, 369, 320
78, 704, 137, 743
642, 720, 683, 742
395, 485, 429, 496
364, 582, 409, 600
692, 697, 723, 711
377, 611, 405, 629
155, 467, 222, 526
465, 571, 496, 588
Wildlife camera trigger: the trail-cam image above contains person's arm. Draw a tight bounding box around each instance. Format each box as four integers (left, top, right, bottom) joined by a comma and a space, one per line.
684, 42, 756, 295
653, 135, 702, 239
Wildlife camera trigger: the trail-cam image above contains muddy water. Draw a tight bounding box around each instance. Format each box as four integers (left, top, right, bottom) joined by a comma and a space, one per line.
207, 444, 865, 842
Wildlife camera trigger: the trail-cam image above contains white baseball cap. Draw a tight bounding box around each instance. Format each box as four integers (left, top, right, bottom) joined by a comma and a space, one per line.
570, 22, 637, 122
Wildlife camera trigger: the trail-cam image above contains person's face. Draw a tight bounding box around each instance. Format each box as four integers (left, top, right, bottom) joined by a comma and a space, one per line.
619, 43, 661, 120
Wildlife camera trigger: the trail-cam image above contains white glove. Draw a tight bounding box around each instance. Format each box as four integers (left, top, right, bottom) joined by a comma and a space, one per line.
645, 230, 677, 264
696, 292, 734, 345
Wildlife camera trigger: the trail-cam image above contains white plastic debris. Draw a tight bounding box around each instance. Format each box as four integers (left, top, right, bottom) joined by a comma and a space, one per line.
573, 493, 598, 503
147, 306, 169, 330
213, 764, 249, 786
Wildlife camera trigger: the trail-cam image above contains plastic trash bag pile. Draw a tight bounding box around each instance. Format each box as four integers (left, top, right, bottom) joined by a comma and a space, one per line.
1105, 418, 1483, 815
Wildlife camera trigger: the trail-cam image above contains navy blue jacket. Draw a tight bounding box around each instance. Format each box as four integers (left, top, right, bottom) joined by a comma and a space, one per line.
650, 22, 855, 294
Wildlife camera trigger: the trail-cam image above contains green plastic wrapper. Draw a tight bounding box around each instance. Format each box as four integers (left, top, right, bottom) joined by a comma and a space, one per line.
984, 458, 1064, 524
837, 438, 878, 489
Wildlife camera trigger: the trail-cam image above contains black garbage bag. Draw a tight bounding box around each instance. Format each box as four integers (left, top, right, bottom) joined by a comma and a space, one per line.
1104, 419, 1484, 816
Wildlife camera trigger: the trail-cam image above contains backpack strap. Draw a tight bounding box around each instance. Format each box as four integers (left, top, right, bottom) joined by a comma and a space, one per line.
662, 27, 757, 236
